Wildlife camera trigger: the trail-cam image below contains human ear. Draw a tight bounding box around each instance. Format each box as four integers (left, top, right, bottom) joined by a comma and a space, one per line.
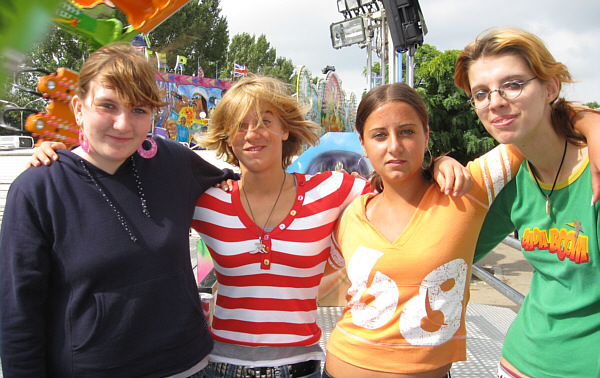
546, 76, 561, 103
359, 134, 368, 158
71, 96, 83, 125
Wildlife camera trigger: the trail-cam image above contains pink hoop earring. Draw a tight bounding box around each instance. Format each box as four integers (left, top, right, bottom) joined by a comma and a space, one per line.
79, 130, 90, 153
137, 138, 157, 159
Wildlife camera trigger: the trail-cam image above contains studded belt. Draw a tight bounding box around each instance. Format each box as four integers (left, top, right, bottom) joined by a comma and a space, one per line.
207, 360, 320, 378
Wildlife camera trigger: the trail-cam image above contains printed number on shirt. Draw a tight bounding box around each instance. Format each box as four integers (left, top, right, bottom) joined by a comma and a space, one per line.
346, 246, 468, 346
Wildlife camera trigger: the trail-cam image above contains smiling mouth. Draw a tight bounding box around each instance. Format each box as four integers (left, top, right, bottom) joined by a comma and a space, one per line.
245, 146, 263, 152
492, 115, 516, 127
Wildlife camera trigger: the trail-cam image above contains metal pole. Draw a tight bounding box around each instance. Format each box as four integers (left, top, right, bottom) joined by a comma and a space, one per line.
406, 46, 415, 87
471, 265, 525, 307
398, 52, 403, 83
471, 235, 526, 308
380, 13, 386, 86
366, 18, 373, 91
388, 26, 397, 83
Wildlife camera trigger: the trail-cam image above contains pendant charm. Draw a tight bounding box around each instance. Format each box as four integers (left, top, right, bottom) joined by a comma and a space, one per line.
250, 237, 267, 254
546, 196, 551, 215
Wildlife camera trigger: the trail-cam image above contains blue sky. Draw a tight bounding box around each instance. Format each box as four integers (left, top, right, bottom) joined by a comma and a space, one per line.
220, 0, 600, 104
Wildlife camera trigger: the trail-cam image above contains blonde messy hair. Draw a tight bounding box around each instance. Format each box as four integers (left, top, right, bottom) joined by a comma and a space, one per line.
201, 75, 320, 168
77, 43, 165, 109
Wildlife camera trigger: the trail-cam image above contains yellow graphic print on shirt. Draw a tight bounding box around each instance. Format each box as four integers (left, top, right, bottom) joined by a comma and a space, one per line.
520, 218, 589, 264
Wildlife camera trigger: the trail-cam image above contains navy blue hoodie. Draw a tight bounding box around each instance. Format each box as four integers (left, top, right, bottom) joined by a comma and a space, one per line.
0, 138, 234, 377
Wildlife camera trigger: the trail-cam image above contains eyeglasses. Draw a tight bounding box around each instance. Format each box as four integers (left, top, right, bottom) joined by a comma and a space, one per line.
469, 77, 537, 109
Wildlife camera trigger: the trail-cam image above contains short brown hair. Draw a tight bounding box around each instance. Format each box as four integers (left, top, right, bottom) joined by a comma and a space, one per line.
77, 43, 165, 110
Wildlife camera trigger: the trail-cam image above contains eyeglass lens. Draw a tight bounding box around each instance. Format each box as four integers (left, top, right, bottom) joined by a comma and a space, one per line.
470, 78, 534, 109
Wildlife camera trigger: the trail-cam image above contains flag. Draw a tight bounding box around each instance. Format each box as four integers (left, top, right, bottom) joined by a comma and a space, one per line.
175, 55, 187, 72
197, 65, 204, 78
234, 63, 248, 78
155, 52, 167, 71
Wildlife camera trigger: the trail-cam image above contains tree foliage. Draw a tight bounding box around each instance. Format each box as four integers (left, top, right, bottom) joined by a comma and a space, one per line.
148, 0, 229, 78
224, 33, 294, 84
413, 44, 495, 164
585, 101, 599, 109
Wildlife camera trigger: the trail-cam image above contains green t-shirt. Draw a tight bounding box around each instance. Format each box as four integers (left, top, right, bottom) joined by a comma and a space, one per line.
475, 158, 600, 378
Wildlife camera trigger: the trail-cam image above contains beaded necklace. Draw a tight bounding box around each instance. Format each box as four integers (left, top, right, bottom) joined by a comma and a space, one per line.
80, 156, 150, 242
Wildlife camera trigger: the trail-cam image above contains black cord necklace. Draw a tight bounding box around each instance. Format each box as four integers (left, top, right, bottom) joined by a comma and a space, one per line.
531, 139, 568, 216
242, 173, 287, 254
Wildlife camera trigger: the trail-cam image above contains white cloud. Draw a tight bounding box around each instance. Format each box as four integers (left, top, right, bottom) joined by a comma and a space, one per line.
220, 0, 600, 103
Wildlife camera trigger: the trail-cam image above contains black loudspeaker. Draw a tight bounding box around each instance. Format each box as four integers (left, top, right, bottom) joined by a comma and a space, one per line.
381, 0, 426, 53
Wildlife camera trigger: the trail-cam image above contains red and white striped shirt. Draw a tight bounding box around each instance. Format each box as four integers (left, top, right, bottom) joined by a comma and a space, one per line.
191, 171, 365, 346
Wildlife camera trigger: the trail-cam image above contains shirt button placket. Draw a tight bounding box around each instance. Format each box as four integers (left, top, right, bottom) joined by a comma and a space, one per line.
260, 233, 272, 270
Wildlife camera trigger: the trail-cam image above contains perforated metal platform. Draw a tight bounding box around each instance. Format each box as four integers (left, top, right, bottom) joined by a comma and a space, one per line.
316, 304, 516, 377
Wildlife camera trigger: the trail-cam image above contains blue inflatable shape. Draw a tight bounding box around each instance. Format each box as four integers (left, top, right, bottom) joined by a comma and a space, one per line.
287, 132, 372, 176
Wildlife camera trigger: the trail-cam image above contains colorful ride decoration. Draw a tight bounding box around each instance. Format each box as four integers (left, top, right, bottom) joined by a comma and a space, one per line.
18, 67, 233, 148
320, 71, 344, 133
54, 1, 137, 51
294, 66, 358, 136
153, 72, 233, 147
75, 0, 191, 34
52, 0, 190, 52
295, 66, 319, 124
24, 68, 80, 147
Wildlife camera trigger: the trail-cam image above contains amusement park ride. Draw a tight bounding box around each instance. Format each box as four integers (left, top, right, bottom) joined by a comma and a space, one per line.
0, 0, 191, 147
1, 0, 426, 153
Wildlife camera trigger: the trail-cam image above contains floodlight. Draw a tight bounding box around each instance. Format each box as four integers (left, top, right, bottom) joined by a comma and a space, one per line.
330, 17, 367, 49
346, 0, 360, 9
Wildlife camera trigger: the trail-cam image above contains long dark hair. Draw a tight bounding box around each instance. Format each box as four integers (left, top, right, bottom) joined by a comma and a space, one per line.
355, 83, 432, 192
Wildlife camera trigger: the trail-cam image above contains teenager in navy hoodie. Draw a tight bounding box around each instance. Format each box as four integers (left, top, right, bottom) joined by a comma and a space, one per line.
0, 43, 235, 377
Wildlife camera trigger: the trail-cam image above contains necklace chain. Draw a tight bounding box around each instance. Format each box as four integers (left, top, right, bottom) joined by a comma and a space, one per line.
531, 139, 568, 216
242, 173, 287, 254
80, 156, 150, 242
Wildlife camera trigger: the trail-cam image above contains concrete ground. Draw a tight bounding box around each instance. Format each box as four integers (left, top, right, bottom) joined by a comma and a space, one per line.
471, 242, 533, 313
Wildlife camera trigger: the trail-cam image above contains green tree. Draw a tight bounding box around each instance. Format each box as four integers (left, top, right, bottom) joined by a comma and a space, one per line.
225, 33, 294, 84
262, 56, 295, 84
148, 0, 228, 78
413, 44, 495, 164
585, 101, 599, 109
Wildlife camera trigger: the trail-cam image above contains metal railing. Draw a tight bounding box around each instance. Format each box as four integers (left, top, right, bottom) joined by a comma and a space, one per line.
472, 236, 525, 308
